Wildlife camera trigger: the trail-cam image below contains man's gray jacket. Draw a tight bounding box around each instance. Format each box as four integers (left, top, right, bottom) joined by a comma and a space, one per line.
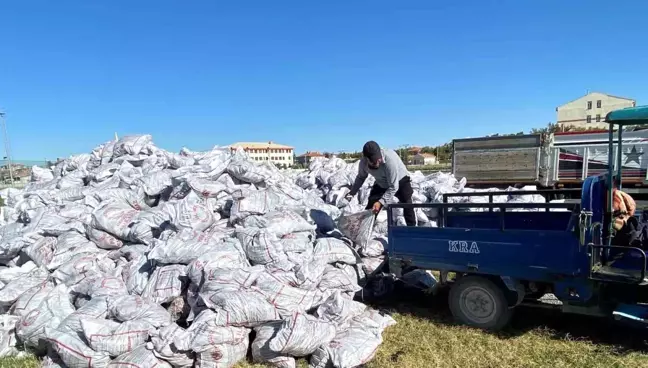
348, 148, 409, 205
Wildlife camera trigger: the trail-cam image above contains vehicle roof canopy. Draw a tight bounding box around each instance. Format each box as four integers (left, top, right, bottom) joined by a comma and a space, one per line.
606, 105, 648, 126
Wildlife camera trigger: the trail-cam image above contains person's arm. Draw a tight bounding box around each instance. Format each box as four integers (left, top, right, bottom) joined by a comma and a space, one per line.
623, 191, 637, 217
379, 158, 400, 206
348, 159, 368, 196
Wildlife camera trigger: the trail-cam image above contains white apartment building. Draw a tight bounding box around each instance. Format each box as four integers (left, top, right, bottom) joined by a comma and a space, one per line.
229, 141, 294, 167
557, 92, 636, 129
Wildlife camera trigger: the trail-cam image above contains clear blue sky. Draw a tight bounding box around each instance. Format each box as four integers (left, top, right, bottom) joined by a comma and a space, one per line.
1, 1, 647, 160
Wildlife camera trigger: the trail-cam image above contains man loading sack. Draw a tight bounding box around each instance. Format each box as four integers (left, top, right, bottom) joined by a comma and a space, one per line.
345, 141, 416, 226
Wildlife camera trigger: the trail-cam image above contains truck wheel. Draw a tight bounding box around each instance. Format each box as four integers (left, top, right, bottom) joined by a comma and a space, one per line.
449, 276, 513, 331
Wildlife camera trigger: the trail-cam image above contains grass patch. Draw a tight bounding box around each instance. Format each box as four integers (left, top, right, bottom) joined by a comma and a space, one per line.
0, 355, 38, 368
5, 289, 648, 368
366, 288, 648, 368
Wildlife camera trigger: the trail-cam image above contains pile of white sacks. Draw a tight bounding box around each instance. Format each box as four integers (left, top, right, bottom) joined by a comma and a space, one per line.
0, 135, 401, 368
292, 156, 548, 224
0, 136, 549, 368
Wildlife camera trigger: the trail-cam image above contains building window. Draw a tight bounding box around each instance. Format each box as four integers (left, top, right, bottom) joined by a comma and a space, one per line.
587, 101, 592, 110
587, 115, 592, 124
596, 114, 601, 122
597, 100, 601, 108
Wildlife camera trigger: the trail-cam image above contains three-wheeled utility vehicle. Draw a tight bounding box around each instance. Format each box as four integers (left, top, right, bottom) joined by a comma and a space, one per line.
387, 105, 648, 330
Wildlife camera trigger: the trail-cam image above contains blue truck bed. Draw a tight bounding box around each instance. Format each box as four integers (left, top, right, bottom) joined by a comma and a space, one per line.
388, 203, 584, 283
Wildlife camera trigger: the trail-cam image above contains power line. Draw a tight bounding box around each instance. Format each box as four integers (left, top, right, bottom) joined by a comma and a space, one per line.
0, 112, 14, 186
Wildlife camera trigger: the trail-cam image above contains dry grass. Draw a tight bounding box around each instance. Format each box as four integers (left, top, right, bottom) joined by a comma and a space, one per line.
5, 290, 648, 368
0, 355, 38, 368
364, 288, 648, 368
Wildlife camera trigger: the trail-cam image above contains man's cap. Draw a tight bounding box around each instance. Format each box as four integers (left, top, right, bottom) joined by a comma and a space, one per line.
362, 141, 382, 163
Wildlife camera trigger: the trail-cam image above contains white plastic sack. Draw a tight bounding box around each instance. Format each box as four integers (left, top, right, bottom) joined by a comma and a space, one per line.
141, 265, 188, 304
0, 266, 49, 307
0, 260, 36, 285
201, 266, 264, 294
236, 227, 289, 267
137, 170, 173, 196
170, 198, 215, 232
91, 203, 139, 240
108, 295, 173, 329
113, 135, 153, 157
242, 211, 316, 237
310, 310, 396, 368
313, 238, 358, 265
268, 312, 336, 357
315, 291, 367, 327
318, 265, 362, 294
200, 291, 280, 328
87, 227, 123, 250
122, 254, 152, 295
150, 323, 195, 367
0, 315, 20, 357
45, 327, 111, 368
148, 227, 234, 265
31, 166, 55, 182
10, 280, 56, 317
81, 318, 150, 357
51, 253, 110, 286
337, 210, 375, 248
109, 344, 172, 368
58, 297, 110, 338
16, 285, 75, 348
251, 322, 296, 368
174, 310, 249, 353
361, 237, 386, 257
93, 188, 149, 211
186, 249, 250, 286
279, 231, 314, 253
254, 272, 320, 317
73, 276, 129, 299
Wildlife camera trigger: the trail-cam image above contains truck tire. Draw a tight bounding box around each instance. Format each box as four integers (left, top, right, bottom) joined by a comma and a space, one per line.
449, 276, 513, 331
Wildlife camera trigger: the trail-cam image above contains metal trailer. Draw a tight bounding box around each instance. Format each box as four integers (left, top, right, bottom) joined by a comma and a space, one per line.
451, 129, 648, 197
387, 106, 648, 330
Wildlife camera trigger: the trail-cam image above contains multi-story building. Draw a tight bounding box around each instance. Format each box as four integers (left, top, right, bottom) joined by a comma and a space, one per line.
557, 92, 636, 129
229, 141, 294, 167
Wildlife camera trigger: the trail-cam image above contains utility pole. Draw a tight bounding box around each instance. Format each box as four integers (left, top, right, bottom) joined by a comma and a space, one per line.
0, 112, 14, 186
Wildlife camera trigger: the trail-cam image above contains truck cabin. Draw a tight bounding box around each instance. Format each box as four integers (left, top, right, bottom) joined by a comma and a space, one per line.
577, 106, 648, 282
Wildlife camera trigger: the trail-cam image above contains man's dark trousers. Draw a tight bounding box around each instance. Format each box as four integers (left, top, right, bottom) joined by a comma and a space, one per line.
366, 176, 416, 226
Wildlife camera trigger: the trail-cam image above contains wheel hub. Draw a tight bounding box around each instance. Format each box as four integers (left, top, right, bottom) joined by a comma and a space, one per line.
460, 286, 496, 322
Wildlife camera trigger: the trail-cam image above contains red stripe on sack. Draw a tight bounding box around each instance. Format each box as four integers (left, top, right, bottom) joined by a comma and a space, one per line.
280, 313, 299, 354
89, 330, 148, 340
271, 286, 284, 305
107, 362, 141, 368
48, 338, 93, 368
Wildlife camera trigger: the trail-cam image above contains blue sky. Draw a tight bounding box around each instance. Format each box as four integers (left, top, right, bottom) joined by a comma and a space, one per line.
1, 1, 647, 160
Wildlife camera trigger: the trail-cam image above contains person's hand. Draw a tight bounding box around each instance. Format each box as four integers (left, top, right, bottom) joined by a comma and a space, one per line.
372, 201, 382, 214
344, 193, 353, 202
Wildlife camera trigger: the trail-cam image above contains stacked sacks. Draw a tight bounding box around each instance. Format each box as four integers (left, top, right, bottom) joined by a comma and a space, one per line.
294, 156, 549, 291
0, 135, 395, 368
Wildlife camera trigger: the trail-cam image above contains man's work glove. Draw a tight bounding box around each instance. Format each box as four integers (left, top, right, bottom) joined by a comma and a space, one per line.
372, 201, 382, 214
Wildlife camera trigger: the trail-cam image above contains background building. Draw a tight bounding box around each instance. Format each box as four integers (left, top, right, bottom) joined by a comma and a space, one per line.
229, 141, 294, 167
556, 92, 636, 129
295, 151, 325, 166
410, 153, 437, 166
